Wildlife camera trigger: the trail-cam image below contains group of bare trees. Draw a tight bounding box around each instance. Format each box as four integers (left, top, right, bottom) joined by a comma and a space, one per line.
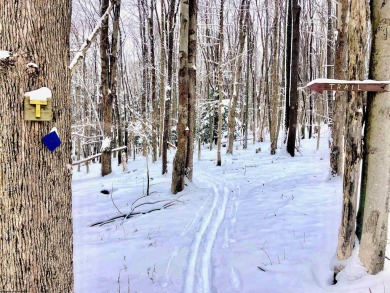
1, 0, 390, 290
69, 0, 335, 183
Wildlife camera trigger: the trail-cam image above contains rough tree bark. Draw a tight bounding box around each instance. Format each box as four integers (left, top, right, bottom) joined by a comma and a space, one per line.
286, 0, 300, 156
172, 0, 190, 194
335, 0, 366, 271
0, 1, 73, 291
358, 0, 390, 275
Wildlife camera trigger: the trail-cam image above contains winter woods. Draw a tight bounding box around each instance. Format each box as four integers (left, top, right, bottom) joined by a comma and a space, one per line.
1, 0, 390, 290
69, 0, 390, 279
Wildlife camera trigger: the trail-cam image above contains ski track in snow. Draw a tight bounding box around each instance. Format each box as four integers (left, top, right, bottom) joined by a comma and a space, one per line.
184, 184, 230, 293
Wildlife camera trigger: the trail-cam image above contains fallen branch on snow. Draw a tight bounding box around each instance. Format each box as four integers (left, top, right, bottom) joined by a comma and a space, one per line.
90, 195, 186, 227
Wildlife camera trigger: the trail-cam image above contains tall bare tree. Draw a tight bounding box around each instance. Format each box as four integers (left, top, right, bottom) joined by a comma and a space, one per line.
186, 0, 198, 181
226, 0, 250, 154
286, 0, 301, 156
100, 0, 112, 176
0, 1, 73, 291
172, 0, 190, 194
162, 0, 178, 174
216, 0, 225, 166
330, 0, 349, 176
269, 0, 280, 155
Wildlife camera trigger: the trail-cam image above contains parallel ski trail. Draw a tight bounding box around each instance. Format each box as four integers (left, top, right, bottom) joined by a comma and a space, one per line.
184, 184, 230, 293
184, 185, 219, 293
201, 186, 229, 293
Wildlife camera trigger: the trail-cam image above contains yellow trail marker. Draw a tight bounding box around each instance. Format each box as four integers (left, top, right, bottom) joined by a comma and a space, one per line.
29, 100, 48, 118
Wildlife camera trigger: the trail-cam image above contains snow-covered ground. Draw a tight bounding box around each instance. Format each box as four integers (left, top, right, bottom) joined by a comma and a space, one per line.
73, 134, 390, 293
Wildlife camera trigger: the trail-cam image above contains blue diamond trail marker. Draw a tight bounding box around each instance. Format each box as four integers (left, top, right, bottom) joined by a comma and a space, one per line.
42, 129, 61, 152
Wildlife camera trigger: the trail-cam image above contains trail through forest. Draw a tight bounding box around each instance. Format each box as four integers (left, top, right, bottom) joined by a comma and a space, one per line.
73, 136, 390, 293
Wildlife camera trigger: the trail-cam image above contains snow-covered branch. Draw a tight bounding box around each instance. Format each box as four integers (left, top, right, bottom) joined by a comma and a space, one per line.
69, 1, 114, 74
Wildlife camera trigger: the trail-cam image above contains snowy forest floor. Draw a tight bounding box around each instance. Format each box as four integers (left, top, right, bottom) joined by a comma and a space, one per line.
73, 132, 390, 293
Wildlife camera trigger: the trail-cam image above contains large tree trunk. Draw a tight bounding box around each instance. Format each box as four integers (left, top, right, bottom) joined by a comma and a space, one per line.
336, 0, 366, 269
0, 1, 73, 291
100, 0, 112, 176
330, 0, 349, 176
172, 0, 190, 194
286, 1, 300, 156
358, 0, 390, 275
186, 0, 197, 181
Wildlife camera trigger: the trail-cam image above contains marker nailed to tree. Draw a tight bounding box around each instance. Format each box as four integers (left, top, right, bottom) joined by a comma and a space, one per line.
307, 79, 390, 93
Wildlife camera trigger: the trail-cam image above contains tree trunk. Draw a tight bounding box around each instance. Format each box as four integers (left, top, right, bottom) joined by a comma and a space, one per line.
243, 17, 253, 150
172, 0, 190, 194
284, 0, 292, 142
226, 0, 250, 154
186, 0, 197, 181
101, 0, 112, 176
286, 1, 300, 156
216, 0, 224, 166
159, 2, 166, 158
358, 0, 390, 275
330, 0, 349, 176
162, 0, 177, 174
0, 1, 73, 291
110, 0, 121, 167
149, 3, 158, 163
336, 0, 366, 268
326, 0, 334, 127
270, 0, 280, 155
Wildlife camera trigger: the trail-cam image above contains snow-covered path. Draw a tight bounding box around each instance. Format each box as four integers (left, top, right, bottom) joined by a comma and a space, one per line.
183, 184, 229, 293
73, 137, 390, 293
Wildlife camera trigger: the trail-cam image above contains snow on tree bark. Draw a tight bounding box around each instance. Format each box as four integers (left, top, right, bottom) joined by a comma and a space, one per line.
100, 0, 112, 176
172, 0, 190, 194
0, 1, 73, 291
